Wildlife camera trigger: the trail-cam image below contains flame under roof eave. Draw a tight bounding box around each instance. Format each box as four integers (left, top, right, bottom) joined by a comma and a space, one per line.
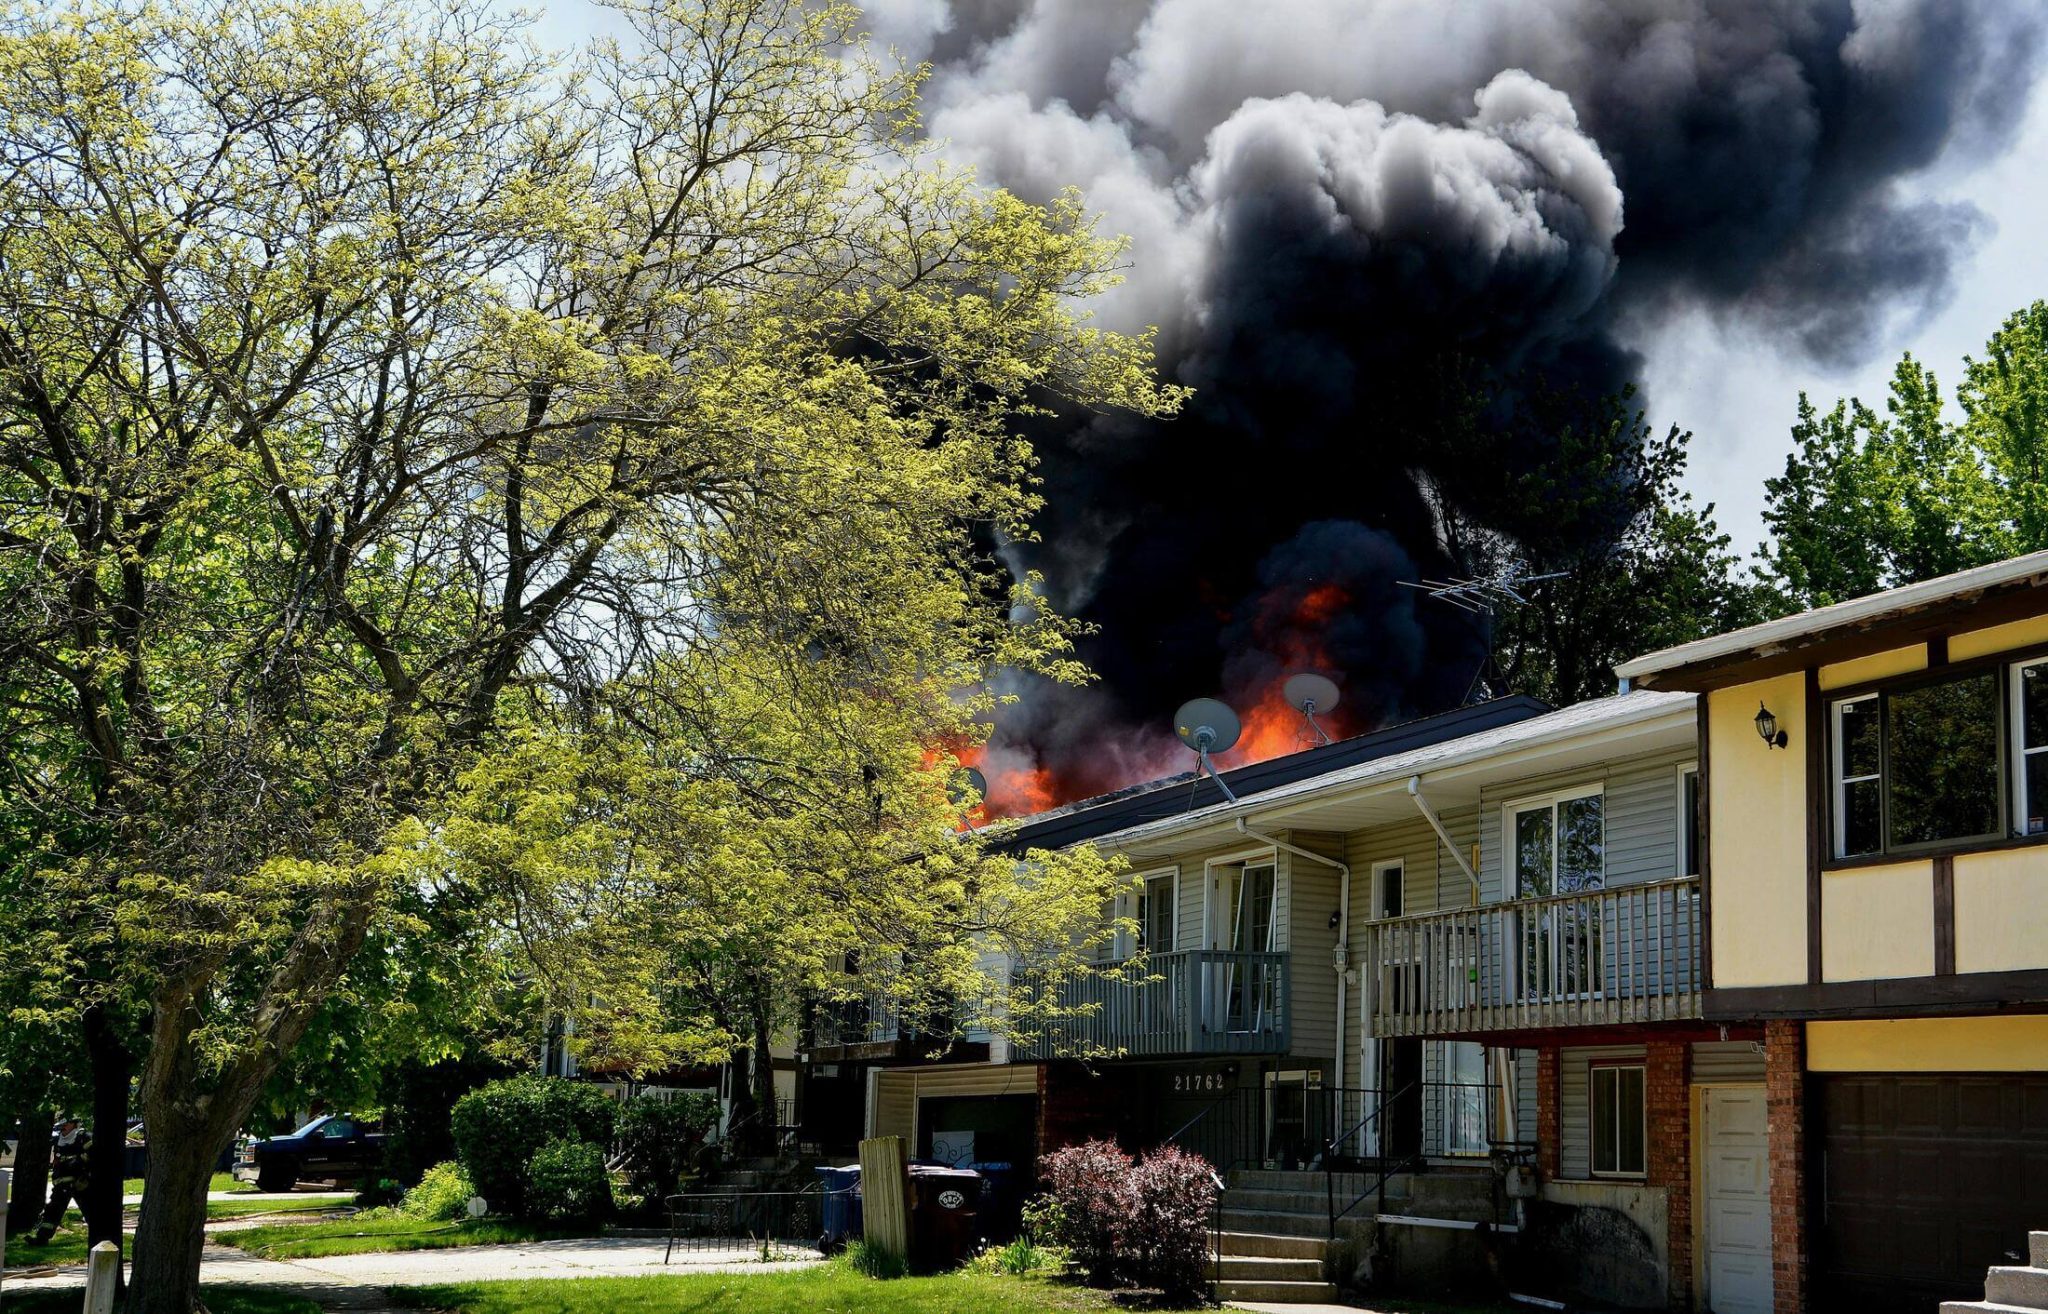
1080, 689, 1698, 861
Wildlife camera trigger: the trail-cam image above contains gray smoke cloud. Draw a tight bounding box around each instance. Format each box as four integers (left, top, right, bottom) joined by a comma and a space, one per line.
863, 0, 2046, 809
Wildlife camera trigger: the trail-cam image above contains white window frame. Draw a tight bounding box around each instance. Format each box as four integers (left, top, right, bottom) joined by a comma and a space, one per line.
1116, 866, 1179, 960
1676, 762, 1700, 878
1830, 693, 1882, 859
2012, 657, 2048, 838
1589, 1062, 1647, 1179
1500, 783, 1607, 899
1139, 870, 1178, 954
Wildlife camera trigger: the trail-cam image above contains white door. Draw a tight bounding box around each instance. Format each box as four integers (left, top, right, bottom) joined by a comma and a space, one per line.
1702, 1085, 1772, 1314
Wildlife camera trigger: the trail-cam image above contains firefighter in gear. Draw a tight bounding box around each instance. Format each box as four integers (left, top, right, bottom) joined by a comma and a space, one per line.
30, 1115, 91, 1246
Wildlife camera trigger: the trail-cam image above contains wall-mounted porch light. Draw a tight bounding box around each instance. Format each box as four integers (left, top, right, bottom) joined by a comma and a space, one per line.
1755, 701, 1789, 750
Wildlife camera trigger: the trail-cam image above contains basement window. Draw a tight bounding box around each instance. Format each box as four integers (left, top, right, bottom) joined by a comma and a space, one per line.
1590, 1063, 1646, 1178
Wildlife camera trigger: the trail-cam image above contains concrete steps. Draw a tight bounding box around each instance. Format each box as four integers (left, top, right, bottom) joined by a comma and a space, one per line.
1940, 1233, 2048, 1313
1215, 1254, 1326, 1282
1216, 1229, 1326, 1261
1212, 1277, 1341, 1303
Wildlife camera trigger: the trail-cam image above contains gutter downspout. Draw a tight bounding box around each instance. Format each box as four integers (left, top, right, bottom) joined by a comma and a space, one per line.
1407, 775, 1480, 900
1235, 818, 1351, 1089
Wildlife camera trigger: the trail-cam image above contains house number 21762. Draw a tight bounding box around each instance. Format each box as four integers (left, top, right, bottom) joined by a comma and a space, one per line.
1172, 1072, 1229, 1093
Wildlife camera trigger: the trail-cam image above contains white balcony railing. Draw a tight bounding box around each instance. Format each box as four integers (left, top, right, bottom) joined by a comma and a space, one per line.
1361, 877, 1702, 1037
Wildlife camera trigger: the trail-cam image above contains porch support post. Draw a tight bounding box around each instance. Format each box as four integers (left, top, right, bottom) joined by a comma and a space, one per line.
1536, 1045, 1561, 1184
1645, 1037, 1692, 1312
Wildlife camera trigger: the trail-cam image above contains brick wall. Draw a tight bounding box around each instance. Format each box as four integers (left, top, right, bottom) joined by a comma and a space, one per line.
1035, 1063, 1128, 1153
1645, 1037, 1692, 1312
1536, 1045, 1560, 1183
1765, 1020, 1807, 1314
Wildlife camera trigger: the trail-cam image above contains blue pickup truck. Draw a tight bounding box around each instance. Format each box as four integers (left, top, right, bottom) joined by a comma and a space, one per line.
239, 1114, 386, 1192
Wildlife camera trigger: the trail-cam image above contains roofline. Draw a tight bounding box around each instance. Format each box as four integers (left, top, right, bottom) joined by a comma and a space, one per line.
1069, 691, 1696, 856
1617, 551, 2048, 691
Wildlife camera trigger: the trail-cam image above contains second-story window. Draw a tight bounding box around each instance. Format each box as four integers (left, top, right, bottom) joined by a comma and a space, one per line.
1829, 667, 2004, 859
1511, 787, 1604, 897
1139, 873, 1176, 953
2016, 658, 2048, 836
1678, 765, 1700, 877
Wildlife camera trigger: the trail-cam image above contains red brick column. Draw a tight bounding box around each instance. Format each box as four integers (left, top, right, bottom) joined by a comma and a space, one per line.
1536, 1046, 1561, 1183
1645, 1038, 1693, 1311
1765, 1021, 1807, 1314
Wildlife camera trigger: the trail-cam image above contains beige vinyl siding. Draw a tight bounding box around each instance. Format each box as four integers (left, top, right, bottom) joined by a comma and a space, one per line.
1283, 831, 1345, 1063
1559, 1044, 1645, 1179
1690, 1039, 1766, 1083
1477, 746, 1695, 897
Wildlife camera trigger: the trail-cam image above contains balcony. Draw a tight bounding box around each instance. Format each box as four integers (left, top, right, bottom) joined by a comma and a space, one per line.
1361, 876, 1702, 1038
1012, 949, 1290, 1060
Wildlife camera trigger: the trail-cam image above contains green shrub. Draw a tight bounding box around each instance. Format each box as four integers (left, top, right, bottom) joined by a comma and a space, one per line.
524, 1138, 612, 1225
401, 1160, 476, 1221
615, 1093, 718, 1201
449, 1076, 617, 1219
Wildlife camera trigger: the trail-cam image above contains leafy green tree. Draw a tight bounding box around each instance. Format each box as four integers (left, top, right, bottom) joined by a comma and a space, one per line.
1433, 385, 1763, 706
0, 1, 1176, 1307
1758, 302, 2048, 609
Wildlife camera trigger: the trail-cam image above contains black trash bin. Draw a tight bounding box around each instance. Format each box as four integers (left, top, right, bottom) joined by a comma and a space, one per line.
907, 1165, 982, 1271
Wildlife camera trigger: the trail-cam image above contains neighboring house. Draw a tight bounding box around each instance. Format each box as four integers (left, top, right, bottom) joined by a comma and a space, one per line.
857, 689, 1741, 1307
1617, 549, 2048, 1314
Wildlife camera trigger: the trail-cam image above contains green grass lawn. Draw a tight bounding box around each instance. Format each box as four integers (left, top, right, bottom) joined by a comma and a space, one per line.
122, 1171, 256, 1194
0, 1288, 318, 1314
398, 1267, 1206, 1314
4, 1212, 90, 1269
218, 1214, 576, 1261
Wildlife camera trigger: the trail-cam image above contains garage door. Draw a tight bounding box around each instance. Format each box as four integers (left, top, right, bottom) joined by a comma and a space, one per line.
1815, 1074, 2048, 1313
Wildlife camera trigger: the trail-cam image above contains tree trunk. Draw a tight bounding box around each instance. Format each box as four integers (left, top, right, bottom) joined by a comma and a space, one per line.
128, 1106, 234, 1314
6, 1105, 53, 1235
82, 1007, 130, 1278
750, 985, 777, 1154
725, 1046, 760, 1156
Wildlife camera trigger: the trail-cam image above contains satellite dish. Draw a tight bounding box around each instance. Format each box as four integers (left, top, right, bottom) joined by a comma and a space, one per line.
1172, 698, 1241, 804
1284, 674, 1341, 746
1174, 698, 1242, 754
947, 766, 989, 806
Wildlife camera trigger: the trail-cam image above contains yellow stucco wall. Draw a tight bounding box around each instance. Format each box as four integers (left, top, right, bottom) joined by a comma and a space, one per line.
1954, 847, 2048, 974
1818, 645, 1927, 690
1808, 1015, 2048, 1071
1707, 674, 1810, 987
1947, 613, 2048, 662
1820, 861, 1933, 982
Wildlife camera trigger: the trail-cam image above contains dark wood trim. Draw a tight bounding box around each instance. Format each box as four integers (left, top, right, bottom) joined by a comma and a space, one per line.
1697, 695, 1713, 992
1820, 830, 2048, 872
1806, 667, 1825, 986
1932, 854, 1956, 977
1704, 968, 2048, 1021
1928, 634, 1950, 667
1809, 640, 2040, 705
1630, 576, 2048, 692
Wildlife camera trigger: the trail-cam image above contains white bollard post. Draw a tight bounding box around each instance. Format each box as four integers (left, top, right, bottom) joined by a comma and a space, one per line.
82, 1240, 119, 1314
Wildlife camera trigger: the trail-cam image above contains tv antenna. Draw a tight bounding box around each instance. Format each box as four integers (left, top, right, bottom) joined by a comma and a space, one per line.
1283, 673, 1341, 746
1173, 698, 1241, 804
1400, 561, 1568, 704
1399, 562, 1567, 615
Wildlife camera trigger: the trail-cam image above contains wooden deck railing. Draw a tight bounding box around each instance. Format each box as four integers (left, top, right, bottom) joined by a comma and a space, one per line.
1012, 950, 1290, 1059
1361, 877, 1702, 1037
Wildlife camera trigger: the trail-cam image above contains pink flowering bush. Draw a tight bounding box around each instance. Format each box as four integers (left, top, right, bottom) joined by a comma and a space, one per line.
1037, 1138, 1219, 1295
1037, 1139, 1134, 1281
1129, 1144, 1220, 1297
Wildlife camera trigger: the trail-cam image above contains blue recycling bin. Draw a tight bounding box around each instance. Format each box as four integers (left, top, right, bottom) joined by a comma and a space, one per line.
967, 1162, 1018, 1239
815, 1164, 863, 1253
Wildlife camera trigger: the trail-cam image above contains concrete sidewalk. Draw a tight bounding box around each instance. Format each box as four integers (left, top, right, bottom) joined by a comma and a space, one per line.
3, 1234, 823, 1306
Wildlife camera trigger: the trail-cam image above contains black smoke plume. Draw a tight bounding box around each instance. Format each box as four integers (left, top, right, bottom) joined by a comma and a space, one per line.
861, 0, 2046, 811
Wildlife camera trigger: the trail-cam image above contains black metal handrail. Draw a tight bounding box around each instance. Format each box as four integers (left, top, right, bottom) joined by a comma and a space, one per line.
1324, 1080, 1415, 1238
663, 1184, 836, 1262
